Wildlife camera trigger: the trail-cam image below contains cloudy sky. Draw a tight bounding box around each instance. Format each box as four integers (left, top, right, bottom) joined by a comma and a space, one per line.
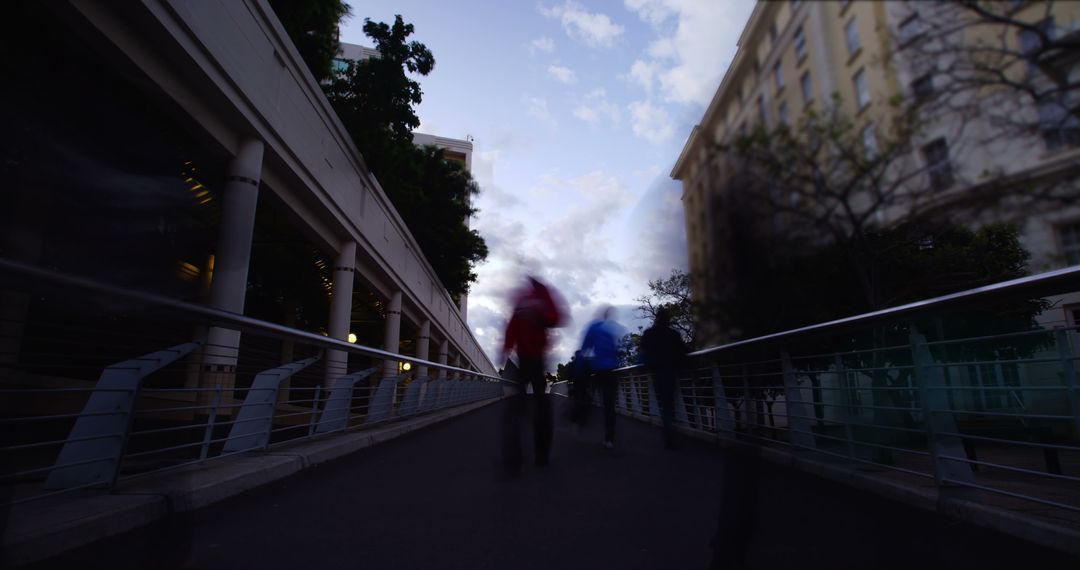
341, 0, 755, 367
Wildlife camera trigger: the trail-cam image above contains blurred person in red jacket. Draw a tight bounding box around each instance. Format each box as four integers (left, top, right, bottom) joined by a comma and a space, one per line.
499, 275, 568, 476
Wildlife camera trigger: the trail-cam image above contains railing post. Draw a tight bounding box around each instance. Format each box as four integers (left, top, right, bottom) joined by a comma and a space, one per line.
741, 365, 753, 435
781, 351, 815, 450
616, 374, 629, 412
1054, 327, 1080, 440
46, 341, 201, 490
835, 355, 856, 460
223, 355, 321, 453
911, 329, 976, 499
199, 385, 222, 461
629, 375, 643, 416
711, 365, 734, 437
307, 385, 322, 437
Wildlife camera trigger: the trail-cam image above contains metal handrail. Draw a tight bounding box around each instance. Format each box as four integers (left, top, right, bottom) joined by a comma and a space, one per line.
615, 263, 1080, 371
605, 270, 1080, 525
0, 257, 498, 380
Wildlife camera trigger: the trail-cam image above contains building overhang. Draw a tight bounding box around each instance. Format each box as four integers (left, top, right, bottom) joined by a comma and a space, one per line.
671, 125, 701, 181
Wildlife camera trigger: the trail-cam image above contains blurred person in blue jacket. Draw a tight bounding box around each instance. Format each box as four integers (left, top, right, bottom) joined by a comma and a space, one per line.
575, 305, 624, 449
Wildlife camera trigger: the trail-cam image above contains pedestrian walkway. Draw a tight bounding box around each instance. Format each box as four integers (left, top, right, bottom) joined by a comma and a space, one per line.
27, 400, 1080, 569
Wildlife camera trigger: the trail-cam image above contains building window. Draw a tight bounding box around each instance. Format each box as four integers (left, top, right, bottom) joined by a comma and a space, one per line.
1039, 101, 1080, 151
758, 97, 768, 126
738, 122, 748, 139
800, 71, 813, 104
794, 26, 807, 61
1060, 223, 1080, 265
779, 101, 790, 126
845, 18, 861, 56
853, 68, 870, 108
898, 14, 922, 45
1020, 18, 1054, 55
922, 139, 954, 190
774, 62, 784, 91
840, 0, 851, 8
1019, 18, 1054, 75
912, 73, 933, 101
862, 123, 877, 160
769, 23, 778, 43
792, 0, 803, 12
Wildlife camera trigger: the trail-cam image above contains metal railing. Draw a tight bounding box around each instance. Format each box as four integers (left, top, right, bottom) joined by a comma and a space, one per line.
0, 258, 503, 507
612, 265, 1080, 520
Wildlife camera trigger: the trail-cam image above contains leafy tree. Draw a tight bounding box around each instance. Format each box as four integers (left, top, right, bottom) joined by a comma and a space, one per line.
324, 16, 488, 299
710, 95, 1051, 459
635, 269, 695, 347
324, 16, 433, 160
269, 0, 351, 83
555, 361, 570, 382
617, 332, 641, 368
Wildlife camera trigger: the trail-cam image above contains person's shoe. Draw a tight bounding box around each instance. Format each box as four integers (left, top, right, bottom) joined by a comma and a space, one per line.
602, 440, 614, 450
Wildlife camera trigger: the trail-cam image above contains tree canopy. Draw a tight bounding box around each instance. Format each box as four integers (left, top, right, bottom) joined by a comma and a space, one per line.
635, 268, 695, 348
269, 0, 351, 83
323, 16, 487, 300
710, 94, 1047, 346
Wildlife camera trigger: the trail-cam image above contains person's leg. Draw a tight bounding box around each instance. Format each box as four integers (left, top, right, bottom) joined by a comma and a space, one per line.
500, 374, 526, 475
523, 357, 552, 465
570, 373, 588, 424
654, 372, 676, 446
573, 373, 594, 427
602, 371, 617, 444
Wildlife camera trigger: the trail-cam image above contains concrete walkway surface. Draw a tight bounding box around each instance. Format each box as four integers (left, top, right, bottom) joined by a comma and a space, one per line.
19, 398, 1080, 570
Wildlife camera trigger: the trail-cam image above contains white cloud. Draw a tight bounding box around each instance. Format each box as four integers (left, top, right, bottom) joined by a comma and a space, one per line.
547, 65, 578, 84
627, 100, 675, 143
572, 87, 621, 125
629, 59, 661, 93
540, 1, 625, 48
523, 95, 558, 132
469, 169, 640, 365
529, 36, 555, 55
623, 0, 755, 106
573, 105, 600, 123
623, 0, 674, 26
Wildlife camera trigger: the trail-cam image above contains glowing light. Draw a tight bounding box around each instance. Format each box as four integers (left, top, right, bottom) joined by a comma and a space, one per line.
347, 333, 357, 344
402, 362, 412, 372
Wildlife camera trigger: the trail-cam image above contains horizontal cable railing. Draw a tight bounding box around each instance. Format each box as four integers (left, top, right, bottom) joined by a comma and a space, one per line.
0, 258, 504, 507
605, 265, 1080, 521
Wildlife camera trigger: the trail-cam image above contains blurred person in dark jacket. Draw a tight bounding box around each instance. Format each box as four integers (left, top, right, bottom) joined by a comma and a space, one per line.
640, 306, 687, 449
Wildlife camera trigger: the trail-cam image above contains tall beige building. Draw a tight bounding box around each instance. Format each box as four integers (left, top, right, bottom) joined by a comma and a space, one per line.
673, 0, 1080, 344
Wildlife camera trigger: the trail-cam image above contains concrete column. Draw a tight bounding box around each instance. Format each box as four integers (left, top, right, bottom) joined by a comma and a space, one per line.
438, 339, 449, 378
416, 320, 431, 378
324, 241, 357, 388
203, 139, 264, 400
382, 290, 402, 378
